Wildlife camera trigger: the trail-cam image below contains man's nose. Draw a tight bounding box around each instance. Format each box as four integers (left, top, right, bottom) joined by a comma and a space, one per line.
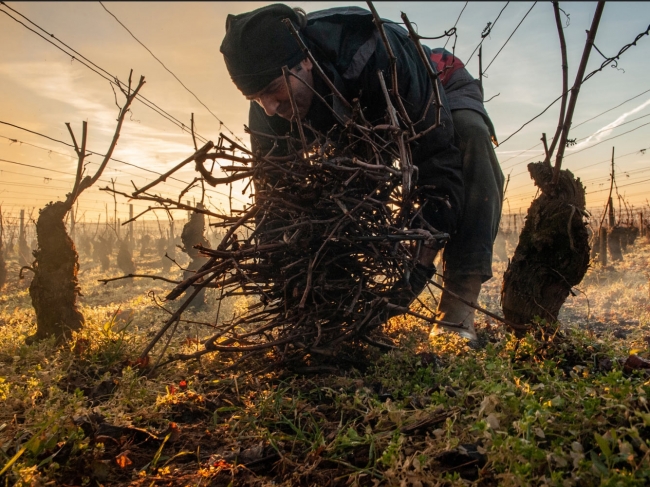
258, 95, 279, 117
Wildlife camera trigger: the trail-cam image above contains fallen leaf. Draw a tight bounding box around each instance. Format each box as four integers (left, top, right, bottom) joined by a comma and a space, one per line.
624, 354, 650, 373
212, 459, 232, 469
135, 355, 150, 369
551, 453, 568, 468
115, 450, 133, 468
486, 413, 500, 430
479, 395, 498, 416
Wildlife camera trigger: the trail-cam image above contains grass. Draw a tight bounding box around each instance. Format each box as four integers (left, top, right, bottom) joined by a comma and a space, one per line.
1, 240, 650, 486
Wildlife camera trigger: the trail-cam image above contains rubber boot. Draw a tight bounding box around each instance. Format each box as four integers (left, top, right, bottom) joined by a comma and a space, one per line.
430, 275, 482, 345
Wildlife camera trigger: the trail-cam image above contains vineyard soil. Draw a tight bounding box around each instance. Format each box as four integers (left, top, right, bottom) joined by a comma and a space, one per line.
1, 237, 650, 485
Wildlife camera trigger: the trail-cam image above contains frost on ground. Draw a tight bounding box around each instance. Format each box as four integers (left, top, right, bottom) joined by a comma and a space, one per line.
1, 240, 650, 486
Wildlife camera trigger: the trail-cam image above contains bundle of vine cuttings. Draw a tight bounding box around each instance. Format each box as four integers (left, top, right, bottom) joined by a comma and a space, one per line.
125, 10, 453, 366
158, 122, 448, 364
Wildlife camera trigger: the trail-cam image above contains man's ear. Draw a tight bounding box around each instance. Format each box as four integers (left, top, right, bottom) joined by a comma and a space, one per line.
301, 57, 313, 72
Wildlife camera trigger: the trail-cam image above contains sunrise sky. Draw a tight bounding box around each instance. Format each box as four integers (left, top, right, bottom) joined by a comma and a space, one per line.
1, 1, 649, 226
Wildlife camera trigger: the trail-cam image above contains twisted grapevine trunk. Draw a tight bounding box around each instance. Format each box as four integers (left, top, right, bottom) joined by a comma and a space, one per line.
181, 208, 210, 309
28, 201, 84, 342
501, 162, 590, 329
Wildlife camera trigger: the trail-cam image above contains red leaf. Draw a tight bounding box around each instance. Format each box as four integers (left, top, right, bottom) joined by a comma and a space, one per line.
135, 355, 150, 369
115, 450, 133, 468
212, 459, 231, 469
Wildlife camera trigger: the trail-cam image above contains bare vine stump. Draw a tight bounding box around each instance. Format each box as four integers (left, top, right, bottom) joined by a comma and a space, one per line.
181, 209, 209, 309
117, 240, 136, 275
505, 229, 518, 252
93, 236, 111, 271
501, 163, 590, 329
25, 71, 143, 343
140, 234, 151, 258
107, 233, 116, 255
0, 213, 5, 288
18, 232, 31, 267
590, 230, 600, 261
599, 227, 608, 266
156, 236, 166, 256
165, 237, 177, 272
0, 249, 6, 289
620, 228, 629, 252
640, 212, 644, 237
28, 201, 84, 342
157, 237, 171, 272
494, 230, 508, 262
618, 226, 638, 250
608, 226, 624, 261
78, 235, 92, 258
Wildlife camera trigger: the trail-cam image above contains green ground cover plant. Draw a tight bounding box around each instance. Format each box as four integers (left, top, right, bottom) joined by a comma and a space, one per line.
1, 240, 650, 486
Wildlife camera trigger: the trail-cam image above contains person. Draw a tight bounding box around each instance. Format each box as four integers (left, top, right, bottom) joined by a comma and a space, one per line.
220, 4, 504, 344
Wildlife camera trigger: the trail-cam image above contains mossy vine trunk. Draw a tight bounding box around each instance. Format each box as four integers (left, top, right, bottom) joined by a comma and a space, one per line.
25, 71, 144, 343
28, 201, 84, 342
501, 162, 590, 328
501, 2, 603, 331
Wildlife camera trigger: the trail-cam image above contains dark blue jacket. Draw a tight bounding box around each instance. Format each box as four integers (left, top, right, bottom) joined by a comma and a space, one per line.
248, 6, 475, 234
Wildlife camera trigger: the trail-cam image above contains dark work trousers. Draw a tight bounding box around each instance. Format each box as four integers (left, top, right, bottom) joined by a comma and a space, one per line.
442, 109, 504, 284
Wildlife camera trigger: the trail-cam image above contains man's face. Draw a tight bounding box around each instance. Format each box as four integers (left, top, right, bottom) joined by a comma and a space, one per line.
247, 58, 315, 120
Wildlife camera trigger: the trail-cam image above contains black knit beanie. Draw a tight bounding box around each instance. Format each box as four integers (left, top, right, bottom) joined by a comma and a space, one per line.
220, 4, 305, 96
